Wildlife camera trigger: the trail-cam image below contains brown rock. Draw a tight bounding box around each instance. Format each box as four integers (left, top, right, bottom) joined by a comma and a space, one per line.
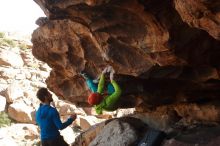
8, 102, 35, 124
174, 103, 220, 123
0, 49, 24, 68
174, 0, 220, 40
31, 0, 220, 143
80, 117, 91, 130
163, 136, 220, 146
32, 0, 220, 105
5, 82, 23, 103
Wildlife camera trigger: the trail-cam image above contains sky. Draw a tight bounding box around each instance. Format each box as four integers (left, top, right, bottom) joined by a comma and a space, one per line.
0, 0, 45, 35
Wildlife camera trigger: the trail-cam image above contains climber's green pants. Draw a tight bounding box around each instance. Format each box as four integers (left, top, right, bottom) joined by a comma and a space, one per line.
95, 74, 122, 114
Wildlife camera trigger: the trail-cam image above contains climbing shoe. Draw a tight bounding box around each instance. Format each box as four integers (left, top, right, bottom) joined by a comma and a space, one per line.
80, 71, 89, 79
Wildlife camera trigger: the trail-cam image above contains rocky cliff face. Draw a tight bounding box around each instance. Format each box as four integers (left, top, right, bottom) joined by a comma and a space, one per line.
32, 0, 220, 145
0, 34, 88, 145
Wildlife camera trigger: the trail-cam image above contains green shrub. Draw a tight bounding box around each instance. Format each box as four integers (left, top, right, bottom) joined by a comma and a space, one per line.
0, 32, 5, 38
29, 63, 39, 69
0, 33, 29, 49
0, 39, 6, 46
0, 112, 11, 127
19, 43, 28, 50
0, 38, 16, 48
3, 38, 16, 47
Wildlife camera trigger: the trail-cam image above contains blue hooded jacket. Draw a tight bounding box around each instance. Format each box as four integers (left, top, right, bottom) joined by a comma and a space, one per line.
36, 104, 73, 140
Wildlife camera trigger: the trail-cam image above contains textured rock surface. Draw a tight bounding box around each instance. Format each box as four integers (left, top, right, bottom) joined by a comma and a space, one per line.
174, 0, 220, 40
0, 124, 40, 146
73, 117, 220, 146
0, 36, 84, 145
0, 49, 24, 67
72, 117, 149, 146
8, 102, 35, 124
163, 126, 220, 146
89, 119, 138, 146
32, 0, 220, 145
32, 0, 220, 104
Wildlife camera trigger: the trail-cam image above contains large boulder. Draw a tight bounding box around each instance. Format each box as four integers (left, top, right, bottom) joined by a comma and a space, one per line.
8, 102, 35, 124
5, 81, 23, 103
174, 0, 220, 40
32, 0, 220, 108
73, 117, 220, 146
89, 119, 139, 146
0, 49, 24, 68
72, 117, 149, 146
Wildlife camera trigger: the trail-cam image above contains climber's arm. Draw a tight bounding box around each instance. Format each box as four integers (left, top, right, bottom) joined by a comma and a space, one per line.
95, 74, 107, 114
97, 74, 105, 94
80, 72, 98, 92
85, 78, 98, 93
95, 80, 121, 114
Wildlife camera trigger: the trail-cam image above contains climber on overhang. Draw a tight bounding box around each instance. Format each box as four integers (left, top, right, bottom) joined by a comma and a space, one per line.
80, 66, 122, 114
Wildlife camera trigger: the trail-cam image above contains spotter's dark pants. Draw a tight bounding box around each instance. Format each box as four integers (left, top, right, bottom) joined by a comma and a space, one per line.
42, 136, 68, 146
